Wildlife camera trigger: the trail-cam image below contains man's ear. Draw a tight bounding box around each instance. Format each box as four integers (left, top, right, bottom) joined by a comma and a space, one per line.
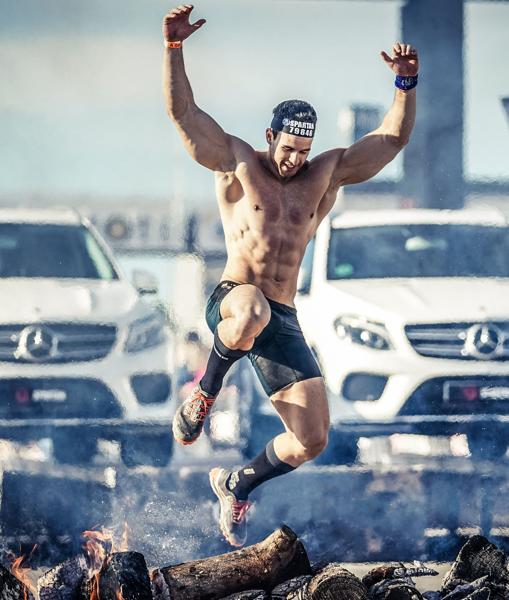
266, 128, 274, 144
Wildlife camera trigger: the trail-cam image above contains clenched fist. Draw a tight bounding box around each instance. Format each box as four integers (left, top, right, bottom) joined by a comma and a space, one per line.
380, 43, 419, 77
163, 4, 206, 43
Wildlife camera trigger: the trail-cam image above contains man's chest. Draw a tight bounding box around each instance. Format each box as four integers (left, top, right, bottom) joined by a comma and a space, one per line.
219, 168, 326, 226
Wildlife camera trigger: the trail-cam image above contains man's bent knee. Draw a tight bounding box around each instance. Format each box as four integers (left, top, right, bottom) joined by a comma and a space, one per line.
228, 303, 270, 345
295, 431, 328, 462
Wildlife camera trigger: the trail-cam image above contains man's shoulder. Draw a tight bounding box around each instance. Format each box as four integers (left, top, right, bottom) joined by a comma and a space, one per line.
230, 136, 256, 159
310, 148, 346, 168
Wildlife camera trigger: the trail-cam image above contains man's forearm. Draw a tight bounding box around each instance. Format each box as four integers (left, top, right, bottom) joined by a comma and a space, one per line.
163, 46, 195, 120
378, 88, 416, 147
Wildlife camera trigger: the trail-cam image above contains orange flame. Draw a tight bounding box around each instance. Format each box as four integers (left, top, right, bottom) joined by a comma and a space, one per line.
10, 554, 37, 598
82, 525, 130, 600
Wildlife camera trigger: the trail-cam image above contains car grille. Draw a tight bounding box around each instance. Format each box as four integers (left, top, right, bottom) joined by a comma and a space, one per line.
405, 322, 509, 361
0, 323, 117, 363
0, 378, 122, 418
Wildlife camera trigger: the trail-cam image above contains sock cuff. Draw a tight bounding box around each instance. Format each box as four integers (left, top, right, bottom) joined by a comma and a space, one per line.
214, 329, 247, 360
265, 439, 296, 473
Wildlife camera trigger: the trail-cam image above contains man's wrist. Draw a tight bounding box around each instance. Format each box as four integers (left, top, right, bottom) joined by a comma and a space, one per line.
395, 74, 418, 91
164, 39, 182, 49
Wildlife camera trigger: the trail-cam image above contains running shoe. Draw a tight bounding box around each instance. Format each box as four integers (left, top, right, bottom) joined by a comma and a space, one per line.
209, 467, 252, 547
172, 385, 215, 445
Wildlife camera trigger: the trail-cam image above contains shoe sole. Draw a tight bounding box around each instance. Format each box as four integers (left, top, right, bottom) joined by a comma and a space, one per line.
209, 468, 244, 548
172, 420, 200, 446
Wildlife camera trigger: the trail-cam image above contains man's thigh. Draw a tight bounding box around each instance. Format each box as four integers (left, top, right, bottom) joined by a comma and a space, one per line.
270, 377, 330, 444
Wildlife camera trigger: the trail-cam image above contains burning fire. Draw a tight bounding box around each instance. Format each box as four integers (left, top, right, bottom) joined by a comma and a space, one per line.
4, 524, 130, 599
82, 523, 130, 600
10, 552, 37, 598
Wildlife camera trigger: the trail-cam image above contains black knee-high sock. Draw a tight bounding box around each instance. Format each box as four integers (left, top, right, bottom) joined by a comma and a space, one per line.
226, 439, 295, 500
199, 330, 247, 397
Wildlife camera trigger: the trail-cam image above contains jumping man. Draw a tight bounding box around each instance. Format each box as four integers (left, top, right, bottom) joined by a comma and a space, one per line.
163, 4, 418, 547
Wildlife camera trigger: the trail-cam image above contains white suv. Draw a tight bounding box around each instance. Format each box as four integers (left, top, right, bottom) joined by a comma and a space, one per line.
0, 208, 175, 466
296, 209, 509, 460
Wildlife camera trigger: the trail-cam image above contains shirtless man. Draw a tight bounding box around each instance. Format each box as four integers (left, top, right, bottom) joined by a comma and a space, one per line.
163, 4, 418, 547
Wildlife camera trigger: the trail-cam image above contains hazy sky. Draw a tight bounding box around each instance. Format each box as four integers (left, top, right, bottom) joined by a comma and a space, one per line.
1, 0, 507, 202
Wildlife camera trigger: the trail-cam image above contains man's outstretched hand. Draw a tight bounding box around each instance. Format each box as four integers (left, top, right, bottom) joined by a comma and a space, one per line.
163, 4, 206, 43
380, 43, 419, 77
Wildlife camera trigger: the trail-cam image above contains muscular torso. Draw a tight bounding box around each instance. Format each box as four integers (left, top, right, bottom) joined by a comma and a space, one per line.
216, 144, 338, 306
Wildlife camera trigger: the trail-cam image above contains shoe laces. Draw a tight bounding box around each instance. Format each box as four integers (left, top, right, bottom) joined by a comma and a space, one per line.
185, 388, 215, 423
231, 499, 252, 524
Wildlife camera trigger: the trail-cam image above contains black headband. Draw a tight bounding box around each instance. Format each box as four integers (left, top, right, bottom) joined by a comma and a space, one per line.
271, 115, 316, 138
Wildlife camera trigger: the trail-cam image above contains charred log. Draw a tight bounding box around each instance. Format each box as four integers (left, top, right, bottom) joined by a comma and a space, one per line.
151, 569, 170, 600
271, 574, 312, 599
0, 564, 34, 600
441, 535, 508, 594
369, 579, 424, 600
363, 562, 437, 600
159, 525, 311, 600
460, 590, 491, 600
219, 591, 268, 599
363, 563, 437, 589
306, 563, 369, 600
97, 552, 152, 600
38, 555, 90, 600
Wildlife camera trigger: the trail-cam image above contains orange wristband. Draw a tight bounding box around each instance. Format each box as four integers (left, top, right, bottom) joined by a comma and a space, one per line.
165, 40, 182, 49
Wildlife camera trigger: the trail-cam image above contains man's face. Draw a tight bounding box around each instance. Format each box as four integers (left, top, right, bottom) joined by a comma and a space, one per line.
266, 129, 313, 178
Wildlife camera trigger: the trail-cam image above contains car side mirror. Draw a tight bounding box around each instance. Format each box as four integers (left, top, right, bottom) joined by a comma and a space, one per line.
132, 269, 159, 295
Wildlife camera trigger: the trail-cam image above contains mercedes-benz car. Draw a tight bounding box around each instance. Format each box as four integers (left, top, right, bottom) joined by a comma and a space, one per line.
296, 208, 509, 461
0, 208, 175, 466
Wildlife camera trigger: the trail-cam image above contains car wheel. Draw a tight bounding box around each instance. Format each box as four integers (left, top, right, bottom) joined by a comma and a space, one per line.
241, 413, 284, 460
52, 431, 98, 465
120, 433, 173, 468
468, 429, 507, 461
314, 431, 359, 466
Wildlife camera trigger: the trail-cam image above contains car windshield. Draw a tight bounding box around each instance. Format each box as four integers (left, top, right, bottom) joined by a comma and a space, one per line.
327, 223, 509, 280
0, 223, 118, 280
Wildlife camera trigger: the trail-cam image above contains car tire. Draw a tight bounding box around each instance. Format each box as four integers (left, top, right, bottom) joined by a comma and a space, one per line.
52, 431, 98, 465
314, 430, 359, 466
241, 413, 284, 460
120, 433, 173, 468
468, 428, 507, 461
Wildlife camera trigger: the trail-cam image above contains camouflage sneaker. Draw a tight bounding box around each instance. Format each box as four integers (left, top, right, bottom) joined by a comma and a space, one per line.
172, 385, 215, 445
209, 467, 252, 548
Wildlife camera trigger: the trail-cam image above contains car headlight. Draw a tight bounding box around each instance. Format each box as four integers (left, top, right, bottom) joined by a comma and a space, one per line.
334, 315, 393, 350
125, 312, 167, 353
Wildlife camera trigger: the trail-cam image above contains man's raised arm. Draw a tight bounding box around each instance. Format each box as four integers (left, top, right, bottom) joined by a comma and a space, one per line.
162, 5, 236, 172
332, 43, 418, 187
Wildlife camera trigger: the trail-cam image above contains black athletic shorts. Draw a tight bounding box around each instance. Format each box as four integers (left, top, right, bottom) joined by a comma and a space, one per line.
205, 280, 322, 396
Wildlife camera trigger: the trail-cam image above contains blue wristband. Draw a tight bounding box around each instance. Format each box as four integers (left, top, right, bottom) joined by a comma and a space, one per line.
395, 74, 418, 90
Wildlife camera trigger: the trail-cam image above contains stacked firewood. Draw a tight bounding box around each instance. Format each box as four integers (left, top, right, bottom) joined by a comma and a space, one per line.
2, 527, 509, 599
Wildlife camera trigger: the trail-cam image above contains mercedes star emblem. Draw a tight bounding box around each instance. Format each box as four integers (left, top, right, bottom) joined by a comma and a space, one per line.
465, 323, 503, 360
16, 325, 58, 361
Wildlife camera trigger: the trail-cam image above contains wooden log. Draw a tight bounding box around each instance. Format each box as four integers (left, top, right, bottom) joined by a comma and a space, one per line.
368, 579, 424, 600
271, 575, 312, 599
159, 525, 311, 600
306, 564, 369, 600
38, 555, 90, 600
0, 564, 35, 600
97, 552, 152, 600
219, 591, 268, 599
461, 590, 491, 600
441, 536, 508, 594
